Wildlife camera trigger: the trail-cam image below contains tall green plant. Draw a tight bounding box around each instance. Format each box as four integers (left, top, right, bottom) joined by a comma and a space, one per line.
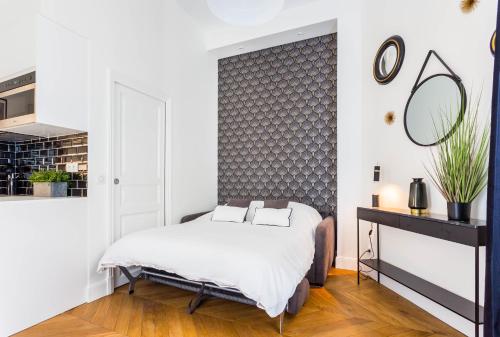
426, 96, 489, 203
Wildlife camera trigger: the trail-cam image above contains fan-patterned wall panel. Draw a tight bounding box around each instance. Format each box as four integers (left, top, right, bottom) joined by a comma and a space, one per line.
218, 34, 337, 215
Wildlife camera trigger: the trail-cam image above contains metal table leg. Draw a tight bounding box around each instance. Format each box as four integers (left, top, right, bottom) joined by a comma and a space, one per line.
377, 222, 380, 283
357, 218, 360, 285
474, 244, 479, 337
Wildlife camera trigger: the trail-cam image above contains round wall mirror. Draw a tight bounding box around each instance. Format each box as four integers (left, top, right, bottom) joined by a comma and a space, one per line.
404, 74, 466, 146
373, 35, 405, 84
379, 45, 397, 77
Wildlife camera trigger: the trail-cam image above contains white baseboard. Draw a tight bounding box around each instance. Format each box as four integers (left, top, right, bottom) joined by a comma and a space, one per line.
86, 278, 111, 302
87, 267, 142, 302
335, 256, 357, 270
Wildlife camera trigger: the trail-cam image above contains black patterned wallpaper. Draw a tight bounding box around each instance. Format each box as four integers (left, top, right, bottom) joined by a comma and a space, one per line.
218, 34, 337, 215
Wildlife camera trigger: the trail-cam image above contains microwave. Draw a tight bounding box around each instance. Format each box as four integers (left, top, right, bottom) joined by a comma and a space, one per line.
0, 72, 36, 129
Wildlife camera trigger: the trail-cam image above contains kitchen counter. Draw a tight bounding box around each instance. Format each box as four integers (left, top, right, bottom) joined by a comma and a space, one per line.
0, 195, 85, 202
0, 195, 87, 336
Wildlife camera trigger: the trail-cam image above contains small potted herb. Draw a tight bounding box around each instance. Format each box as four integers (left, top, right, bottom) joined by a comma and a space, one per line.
29, 170, 70, 197
426, 97, 489, 221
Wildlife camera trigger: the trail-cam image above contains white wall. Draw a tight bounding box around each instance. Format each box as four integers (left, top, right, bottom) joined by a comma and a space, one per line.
0, 0, 39, 80
0, 198, 88, 336
37, 0, 218, 301
361, 0, 495, 218
359, 1, 496, 336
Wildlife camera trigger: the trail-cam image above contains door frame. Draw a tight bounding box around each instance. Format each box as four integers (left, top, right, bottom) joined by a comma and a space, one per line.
105, 69, 172, 292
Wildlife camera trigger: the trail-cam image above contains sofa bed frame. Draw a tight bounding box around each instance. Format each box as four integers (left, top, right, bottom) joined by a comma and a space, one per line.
118, 212, 335, 334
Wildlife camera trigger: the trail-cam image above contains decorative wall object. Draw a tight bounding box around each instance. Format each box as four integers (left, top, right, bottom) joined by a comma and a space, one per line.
404, 50, 466, 146
0, 133, 87, 196
491, 31, 496, 55
373, 35, 405, 85
372, 165, 381, 207
384, 111, 395, 125
218, 34, 337, 215
460, 0, 479, 13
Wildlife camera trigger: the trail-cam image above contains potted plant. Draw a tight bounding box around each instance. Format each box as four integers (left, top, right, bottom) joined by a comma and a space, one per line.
426, 97, 489, 221
29, 170, 70, 197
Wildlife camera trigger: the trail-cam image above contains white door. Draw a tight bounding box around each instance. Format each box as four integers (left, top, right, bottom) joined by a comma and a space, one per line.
112, 83, 166, 242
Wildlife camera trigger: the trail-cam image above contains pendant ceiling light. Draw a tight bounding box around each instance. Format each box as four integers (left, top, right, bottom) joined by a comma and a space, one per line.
207, 0, 285, 26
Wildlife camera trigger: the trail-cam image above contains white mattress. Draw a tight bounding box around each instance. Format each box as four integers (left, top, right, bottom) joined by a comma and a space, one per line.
98, 201, 322, 317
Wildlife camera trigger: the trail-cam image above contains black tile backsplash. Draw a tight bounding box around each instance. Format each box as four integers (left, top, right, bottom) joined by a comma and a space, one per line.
0, 142, 16, 195
0, 133, 88, 196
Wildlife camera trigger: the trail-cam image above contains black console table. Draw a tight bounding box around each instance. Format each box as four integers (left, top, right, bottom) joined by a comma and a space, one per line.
357, 207, 486, 337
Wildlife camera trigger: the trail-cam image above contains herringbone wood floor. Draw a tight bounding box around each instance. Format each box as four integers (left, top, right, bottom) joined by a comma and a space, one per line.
15, 269, 464, 337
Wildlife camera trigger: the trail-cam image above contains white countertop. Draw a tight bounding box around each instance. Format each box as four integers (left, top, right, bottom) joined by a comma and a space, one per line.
0, 195, 85, 202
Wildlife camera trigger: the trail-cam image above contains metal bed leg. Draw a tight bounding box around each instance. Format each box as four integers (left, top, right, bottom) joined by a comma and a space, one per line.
279, 311, 285, 335
118, 266, 141, 295
187, 283, 208, 314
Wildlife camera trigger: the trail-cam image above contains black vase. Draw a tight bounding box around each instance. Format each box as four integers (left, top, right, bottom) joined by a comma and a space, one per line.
447, 202, 471, 222
408, 178, 428, 214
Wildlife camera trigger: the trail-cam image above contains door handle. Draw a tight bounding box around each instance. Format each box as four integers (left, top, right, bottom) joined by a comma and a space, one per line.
114, 178, 120, 185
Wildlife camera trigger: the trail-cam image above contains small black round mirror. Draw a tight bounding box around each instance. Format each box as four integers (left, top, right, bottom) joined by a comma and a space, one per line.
404, 74, 466, 146
373, 36, 405, 84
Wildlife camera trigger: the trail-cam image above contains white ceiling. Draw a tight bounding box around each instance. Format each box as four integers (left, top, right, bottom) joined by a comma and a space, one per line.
210, 19, 337, 59
177, 0, 322, 32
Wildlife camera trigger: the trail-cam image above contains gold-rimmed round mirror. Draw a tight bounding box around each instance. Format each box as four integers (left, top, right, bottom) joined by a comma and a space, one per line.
373, 35, 405, 84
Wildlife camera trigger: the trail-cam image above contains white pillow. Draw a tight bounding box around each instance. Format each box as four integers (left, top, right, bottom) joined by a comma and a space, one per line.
245, 200, 264, 222
212, 205, 248, 223
252, 208, 292, 227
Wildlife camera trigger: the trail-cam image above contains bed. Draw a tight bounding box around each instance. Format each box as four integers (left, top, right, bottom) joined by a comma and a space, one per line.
98, 200, 335, 334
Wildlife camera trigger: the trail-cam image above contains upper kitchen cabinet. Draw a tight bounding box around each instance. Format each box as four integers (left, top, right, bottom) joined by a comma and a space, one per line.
0, 16, 88, 137
36, 15, 89, 134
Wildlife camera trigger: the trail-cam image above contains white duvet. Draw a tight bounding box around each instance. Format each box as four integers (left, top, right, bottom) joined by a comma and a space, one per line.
98, 201, 322, 317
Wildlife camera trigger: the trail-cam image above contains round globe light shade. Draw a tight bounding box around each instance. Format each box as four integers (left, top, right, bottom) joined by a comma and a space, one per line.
206, 0, 285, 26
